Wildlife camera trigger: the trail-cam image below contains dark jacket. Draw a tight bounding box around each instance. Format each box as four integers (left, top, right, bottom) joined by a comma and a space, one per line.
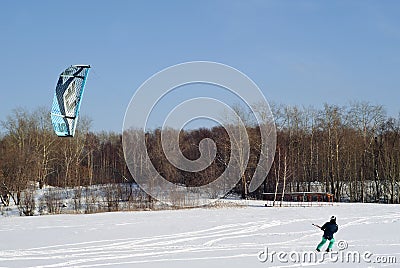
321, 221, 338, 240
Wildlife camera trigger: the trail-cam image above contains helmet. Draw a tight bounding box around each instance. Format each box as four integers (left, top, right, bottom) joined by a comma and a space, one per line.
330, 216, 336, 222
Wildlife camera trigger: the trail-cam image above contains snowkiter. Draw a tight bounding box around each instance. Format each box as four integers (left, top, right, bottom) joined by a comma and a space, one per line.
315, 216, 338, 252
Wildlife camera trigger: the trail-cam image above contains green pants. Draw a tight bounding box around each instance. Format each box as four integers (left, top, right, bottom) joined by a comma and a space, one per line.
317, 237, 335, 250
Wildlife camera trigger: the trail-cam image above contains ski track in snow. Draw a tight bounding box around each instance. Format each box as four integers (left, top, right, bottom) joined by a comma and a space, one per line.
1, 220, 281, 267
0, 203, 399, 267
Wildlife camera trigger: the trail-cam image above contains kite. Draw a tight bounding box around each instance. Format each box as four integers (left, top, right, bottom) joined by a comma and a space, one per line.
51, 65, 90, 137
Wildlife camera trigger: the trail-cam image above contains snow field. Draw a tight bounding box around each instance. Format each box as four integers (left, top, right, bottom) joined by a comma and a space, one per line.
0, 201, 399, 268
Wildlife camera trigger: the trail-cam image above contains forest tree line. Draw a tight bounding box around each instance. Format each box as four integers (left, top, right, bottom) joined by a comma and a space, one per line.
1, 101, 400, 211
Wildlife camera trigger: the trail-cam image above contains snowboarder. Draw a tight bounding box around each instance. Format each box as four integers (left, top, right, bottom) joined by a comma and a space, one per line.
313, 216, 338, 252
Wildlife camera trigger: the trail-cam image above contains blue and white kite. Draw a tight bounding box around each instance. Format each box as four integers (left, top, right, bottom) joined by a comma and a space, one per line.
51, 65, 90, 137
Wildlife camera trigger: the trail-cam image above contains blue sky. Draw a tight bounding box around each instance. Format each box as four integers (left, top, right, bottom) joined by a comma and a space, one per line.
1, 0, 399, 133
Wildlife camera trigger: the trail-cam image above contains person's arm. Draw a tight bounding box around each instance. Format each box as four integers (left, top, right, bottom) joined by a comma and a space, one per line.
320, 222, 328, 230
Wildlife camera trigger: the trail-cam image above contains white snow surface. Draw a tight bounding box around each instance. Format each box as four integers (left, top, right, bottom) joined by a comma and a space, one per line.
0, 201, 399, 268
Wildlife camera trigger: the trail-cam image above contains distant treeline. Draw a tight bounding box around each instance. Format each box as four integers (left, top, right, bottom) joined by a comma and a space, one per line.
1, 101, 400, 208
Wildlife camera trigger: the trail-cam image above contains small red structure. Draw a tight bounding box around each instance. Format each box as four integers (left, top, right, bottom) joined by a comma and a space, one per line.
263, 192, 334, 207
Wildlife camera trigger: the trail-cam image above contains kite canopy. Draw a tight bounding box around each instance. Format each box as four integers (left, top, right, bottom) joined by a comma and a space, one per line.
51, 65, 90, 137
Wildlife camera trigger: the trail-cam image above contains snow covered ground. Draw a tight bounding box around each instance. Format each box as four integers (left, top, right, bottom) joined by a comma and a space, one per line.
0, 201, 399, 268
